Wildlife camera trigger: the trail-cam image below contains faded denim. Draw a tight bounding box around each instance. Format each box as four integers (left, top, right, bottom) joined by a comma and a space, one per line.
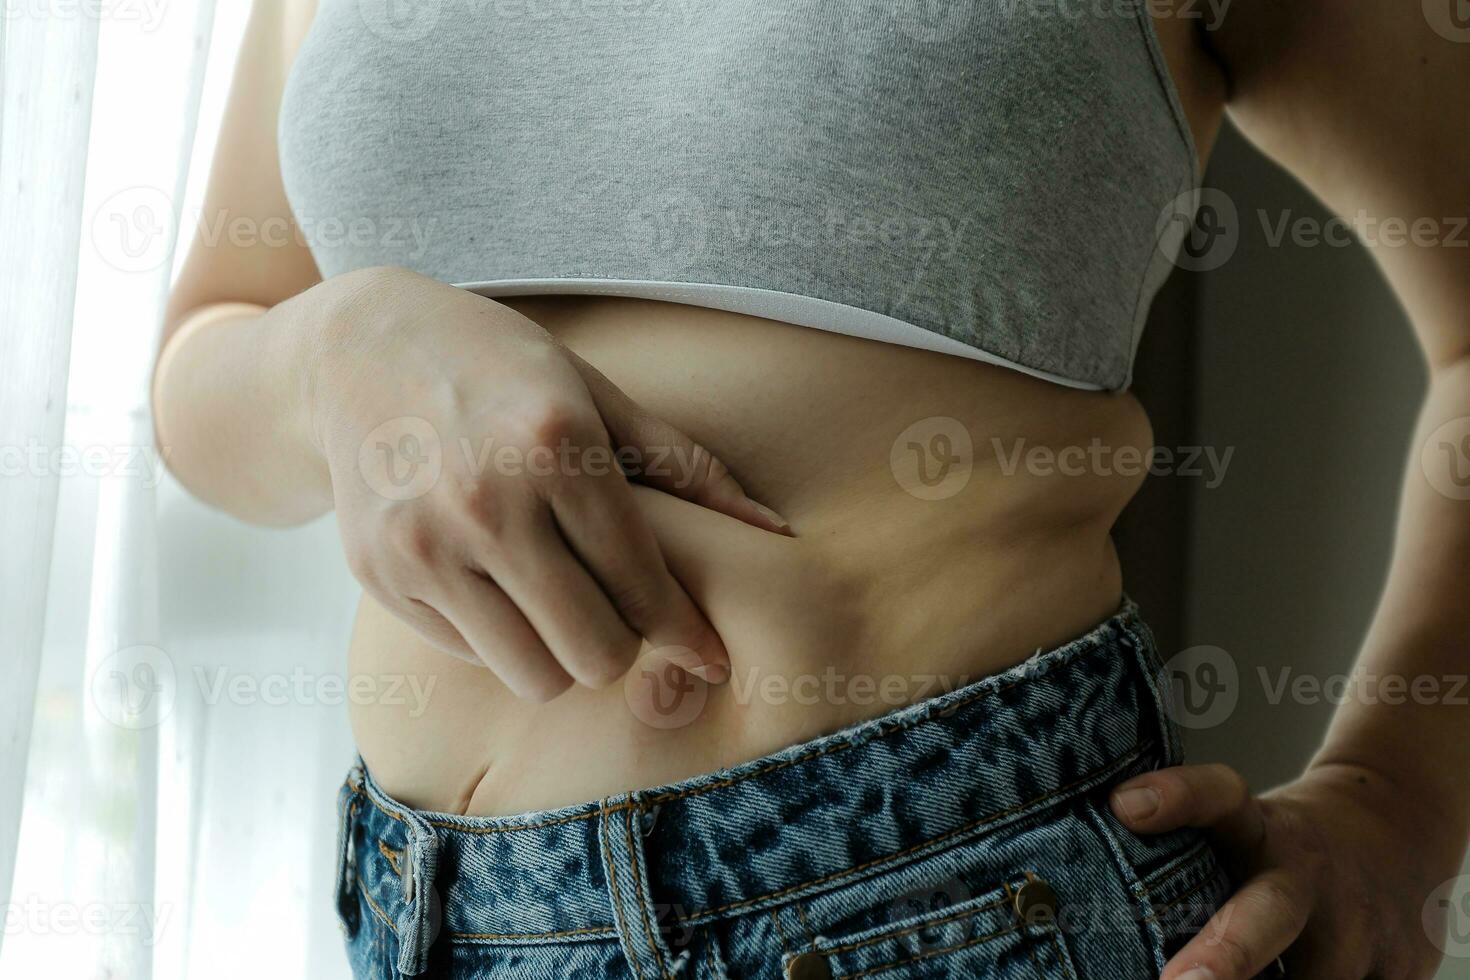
335, 603, 1251, 978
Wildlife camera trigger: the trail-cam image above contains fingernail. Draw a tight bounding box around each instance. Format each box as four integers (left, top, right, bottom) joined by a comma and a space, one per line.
750, 500, 793, 535
1112, 786, 1161, 823
1175, 967, 1215, 980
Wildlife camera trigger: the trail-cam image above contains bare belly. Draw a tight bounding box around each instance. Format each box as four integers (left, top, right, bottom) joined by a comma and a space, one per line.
347, 296, 1152, 816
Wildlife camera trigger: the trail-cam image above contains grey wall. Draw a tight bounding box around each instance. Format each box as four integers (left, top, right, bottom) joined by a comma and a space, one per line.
1184, 124, 1427, 782
1138, 122, 1468, 976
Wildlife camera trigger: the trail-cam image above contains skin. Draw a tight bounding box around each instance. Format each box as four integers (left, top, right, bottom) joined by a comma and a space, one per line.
155, 0, 1470, 977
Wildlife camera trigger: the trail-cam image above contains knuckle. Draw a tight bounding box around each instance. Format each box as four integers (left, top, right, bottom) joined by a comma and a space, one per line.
455, 479, 505, 534
701, 448, 731, 485
1157, 768, 1198, 814
1250, 877, 1299, 917
683, 441, 717, 488
571, 646, 634, 690
521, 400, 585, 449
1210, 763, 1251, 805
385, 509, 438, 563
607, 580, 662, 623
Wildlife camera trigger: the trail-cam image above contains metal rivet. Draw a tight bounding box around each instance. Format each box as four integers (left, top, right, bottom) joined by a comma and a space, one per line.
785, 951, 832, 980
1013, 877, 1058, 925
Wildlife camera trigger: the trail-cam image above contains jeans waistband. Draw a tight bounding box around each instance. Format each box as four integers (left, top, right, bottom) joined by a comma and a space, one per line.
338, 601, 1178, 971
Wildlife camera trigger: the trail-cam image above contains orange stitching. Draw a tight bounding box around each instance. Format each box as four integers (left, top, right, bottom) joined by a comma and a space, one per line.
356, 876, 398, 935
1023, 926, 1045, 977
377, 839, 403, 876
428, 805, 634, 834
352, 784, 635, 833
682, 741, 1148, 920
624, 807, 672, 980
643, 678, 1034, 807
350, 643, 1118, 834
1046, 926, 1075, 980
770, 909, 791, 954
601, 804, 647, 980
346, 739, 1147, 933
1142, 842, 1211, 892
821, 893, 1012, 955
449, 924, 615, 940
1143, 840, 1210, 885
832, 923, 1023, 980
1142, 866, 1221, 926
794, 903, 817, 950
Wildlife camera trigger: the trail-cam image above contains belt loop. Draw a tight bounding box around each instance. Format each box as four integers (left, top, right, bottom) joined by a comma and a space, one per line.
599, 793, 677, 980
335, 775, 363, 938
1121, 601, 1186, 768
393, 808, 443, 976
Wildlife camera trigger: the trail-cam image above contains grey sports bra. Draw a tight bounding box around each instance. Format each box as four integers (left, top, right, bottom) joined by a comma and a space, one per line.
279, 0, 1200, 390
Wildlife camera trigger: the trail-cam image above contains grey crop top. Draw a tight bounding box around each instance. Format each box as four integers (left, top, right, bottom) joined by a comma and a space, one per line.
279, 0, 1201, 390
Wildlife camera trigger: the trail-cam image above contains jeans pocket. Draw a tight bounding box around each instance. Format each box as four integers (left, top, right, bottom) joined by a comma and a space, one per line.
782, 873, 1078, 979
1138, 840, 1233, 963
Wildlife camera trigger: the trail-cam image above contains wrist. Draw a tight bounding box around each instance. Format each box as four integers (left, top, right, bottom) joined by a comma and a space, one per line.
294, 265, 414, 458
1306, 752, 1470, 854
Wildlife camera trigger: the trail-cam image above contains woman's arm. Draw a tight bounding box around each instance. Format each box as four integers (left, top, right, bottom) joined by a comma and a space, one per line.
154, 0, 325, 524
1111, 3, 1470, 977
154, 0, 790, 700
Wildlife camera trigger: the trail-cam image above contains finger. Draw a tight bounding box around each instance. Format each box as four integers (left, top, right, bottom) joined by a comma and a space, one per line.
354, 573, 481, 664
430, 570, 574, 702
1110, 764, 1266, 851
567, 349, 794, 536
545, 473, 732, 683
476, 509, 650, 689
1163, 871, 1310, 980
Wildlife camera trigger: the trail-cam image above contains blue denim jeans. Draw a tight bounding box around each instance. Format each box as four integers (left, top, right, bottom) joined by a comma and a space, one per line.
335, 603, 1244, 978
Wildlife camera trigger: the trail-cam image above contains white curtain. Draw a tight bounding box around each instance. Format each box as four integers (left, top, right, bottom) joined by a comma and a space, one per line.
1, 2, 357, 977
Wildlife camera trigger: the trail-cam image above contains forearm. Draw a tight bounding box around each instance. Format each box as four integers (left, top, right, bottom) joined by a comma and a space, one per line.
1313, 356, 1470, 841
152, 290, 333, 526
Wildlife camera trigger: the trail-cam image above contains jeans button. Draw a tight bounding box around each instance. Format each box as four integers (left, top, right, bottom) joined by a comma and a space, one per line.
1013, 877, 1058, 925
785, 951, 832, 980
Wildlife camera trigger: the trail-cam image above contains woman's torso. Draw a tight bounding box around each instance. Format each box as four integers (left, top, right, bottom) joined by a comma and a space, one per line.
311, 6, 1226, 816
352, 296, 1149, 815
